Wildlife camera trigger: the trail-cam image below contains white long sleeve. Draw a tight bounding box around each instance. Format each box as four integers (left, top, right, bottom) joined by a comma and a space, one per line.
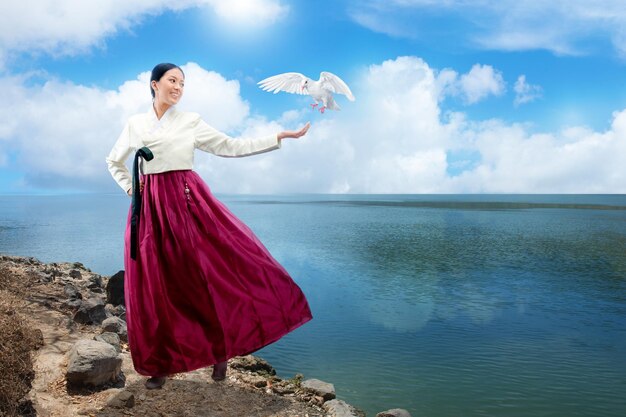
105, 121, 134, 194
105, 107, 281, 193
193, 117, 281, 157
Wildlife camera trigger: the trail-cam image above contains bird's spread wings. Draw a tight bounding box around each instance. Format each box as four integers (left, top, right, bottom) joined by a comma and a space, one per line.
257, 72, 309, 95
320, 72, 355, 101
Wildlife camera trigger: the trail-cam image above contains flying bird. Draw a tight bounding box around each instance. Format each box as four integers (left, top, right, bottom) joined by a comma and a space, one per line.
258, 72, 355, 113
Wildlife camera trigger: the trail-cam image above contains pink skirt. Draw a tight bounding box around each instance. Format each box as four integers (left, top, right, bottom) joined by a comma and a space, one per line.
123, 170, 312, 377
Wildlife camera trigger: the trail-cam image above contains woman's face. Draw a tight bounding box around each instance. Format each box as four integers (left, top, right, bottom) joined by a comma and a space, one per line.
152, 68, 185, 106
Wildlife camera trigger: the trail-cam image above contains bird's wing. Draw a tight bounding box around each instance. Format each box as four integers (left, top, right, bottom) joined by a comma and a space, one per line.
257, 72, 309, 95
320, 72, 355, 101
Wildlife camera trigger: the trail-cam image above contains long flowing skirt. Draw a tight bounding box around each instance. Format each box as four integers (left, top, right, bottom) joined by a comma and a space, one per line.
123, 170, 312, 377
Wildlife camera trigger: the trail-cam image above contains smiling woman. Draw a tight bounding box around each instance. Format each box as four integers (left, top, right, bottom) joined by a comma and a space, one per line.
105, 62, 312, 390
150, 63, 185, 118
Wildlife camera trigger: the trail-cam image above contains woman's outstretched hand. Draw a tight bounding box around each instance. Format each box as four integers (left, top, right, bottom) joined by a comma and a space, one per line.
278, 122, 311, 141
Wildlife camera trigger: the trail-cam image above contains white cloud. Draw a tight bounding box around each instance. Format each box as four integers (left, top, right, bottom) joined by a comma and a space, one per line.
459, 64, 506, 104
177, 63, 250, 132
0, 0, 288, 64
348, 10, 416, 39
2, 57, 625, 194
514, 75, 542, 106
436, 64, 506, 105
349, 0, 626, 57
448, 113, 626, 192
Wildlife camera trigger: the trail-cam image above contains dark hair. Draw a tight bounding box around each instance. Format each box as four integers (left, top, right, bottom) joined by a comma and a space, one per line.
150, 63, 184, 98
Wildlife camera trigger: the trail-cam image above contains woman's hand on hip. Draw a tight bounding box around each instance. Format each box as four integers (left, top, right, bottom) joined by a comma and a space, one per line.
126, 180, 144, 196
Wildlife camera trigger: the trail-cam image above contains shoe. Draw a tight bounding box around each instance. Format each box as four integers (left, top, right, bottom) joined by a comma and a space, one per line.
145, 376, 166, 389
211, 361, 227, 381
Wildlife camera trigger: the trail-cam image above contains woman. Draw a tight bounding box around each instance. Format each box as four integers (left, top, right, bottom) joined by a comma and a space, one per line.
106, 63, 313, 390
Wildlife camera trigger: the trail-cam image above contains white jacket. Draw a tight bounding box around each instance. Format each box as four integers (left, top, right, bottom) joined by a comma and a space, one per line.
106, 106, 281, 193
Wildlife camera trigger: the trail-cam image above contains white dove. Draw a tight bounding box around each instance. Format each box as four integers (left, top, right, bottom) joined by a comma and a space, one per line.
258, 71, 355, 113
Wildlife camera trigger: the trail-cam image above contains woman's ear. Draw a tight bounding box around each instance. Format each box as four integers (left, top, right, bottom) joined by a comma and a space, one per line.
151, 80, 158, 94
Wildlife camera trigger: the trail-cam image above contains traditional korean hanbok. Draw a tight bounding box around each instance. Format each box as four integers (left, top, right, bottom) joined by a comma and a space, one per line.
106, 106, 312, 377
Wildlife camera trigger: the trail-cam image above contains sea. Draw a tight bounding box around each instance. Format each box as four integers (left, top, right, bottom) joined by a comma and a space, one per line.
1, 193, 625, 417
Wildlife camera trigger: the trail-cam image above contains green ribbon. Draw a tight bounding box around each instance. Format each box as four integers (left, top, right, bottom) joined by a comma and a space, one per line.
130, 146, 154, 260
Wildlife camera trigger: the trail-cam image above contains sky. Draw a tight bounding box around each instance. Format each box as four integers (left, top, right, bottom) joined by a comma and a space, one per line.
1, 0, 625, 194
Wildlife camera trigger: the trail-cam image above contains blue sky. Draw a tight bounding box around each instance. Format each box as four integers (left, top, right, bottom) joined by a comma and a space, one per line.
1, 0, 625, 194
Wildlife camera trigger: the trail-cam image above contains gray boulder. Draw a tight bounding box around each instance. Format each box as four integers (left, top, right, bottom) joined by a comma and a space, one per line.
34, 270, 52, 283
105, 303, 126, 320
88, 274, 104, 293
106, 389, 135, 408
63, 298, 83, 309
301, 378, 336, 401
376, 409, 412, 417
94, 332, 122, 353
66, 339, 122, 387
69, 269, 82, 279
73, 297, 107, 325
64, 283, 82, 299
106, 271, 125, 306
324, 399, 364, 417
101, 317, 127, 342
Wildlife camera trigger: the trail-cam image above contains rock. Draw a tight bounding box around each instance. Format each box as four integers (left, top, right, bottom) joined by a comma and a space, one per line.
312, 395, 325, 406
73, 297, 107, 325
272, 380, 296, 395
44, 267, 62, 282
91, 274, 103, 286
101, 317, 127, 342
324, 399, 364, 417
69, 269, 82, 279
230, 355, 276, 376
105, 304, 127, 321
33, 270, 52, 283
301, 378, 336, 401
376, 409, 412, 417
104, 303, 126, 320
63, 298, 83, 309
72, 261, 87, 270
94, 332, 122, 352
239, 373, 268, 388
106, 389, 135, 408
66, 339, 122, 387
88, 275, 104, 293
5, 255, 39, 265
106, 271, 125, 306
64, 283, 82, 299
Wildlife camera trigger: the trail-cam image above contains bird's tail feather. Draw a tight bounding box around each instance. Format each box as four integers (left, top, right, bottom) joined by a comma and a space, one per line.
327, 96, 340, 110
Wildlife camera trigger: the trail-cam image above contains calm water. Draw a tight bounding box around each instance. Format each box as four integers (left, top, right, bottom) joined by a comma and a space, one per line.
1, 193, 625, 417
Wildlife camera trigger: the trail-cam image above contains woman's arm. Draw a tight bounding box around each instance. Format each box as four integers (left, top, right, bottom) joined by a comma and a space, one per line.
194, 116, 311, 157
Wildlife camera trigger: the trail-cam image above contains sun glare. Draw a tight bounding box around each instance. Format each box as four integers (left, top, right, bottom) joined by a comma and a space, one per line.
210, 0, 288, 26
